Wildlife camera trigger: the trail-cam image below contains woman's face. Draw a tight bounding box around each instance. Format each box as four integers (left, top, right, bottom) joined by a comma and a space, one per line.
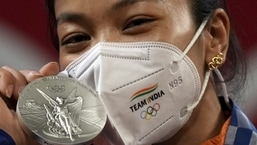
55, 0, 206, 74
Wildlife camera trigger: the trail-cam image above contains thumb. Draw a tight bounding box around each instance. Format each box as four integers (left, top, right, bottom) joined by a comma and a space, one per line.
39, 61, 60, 76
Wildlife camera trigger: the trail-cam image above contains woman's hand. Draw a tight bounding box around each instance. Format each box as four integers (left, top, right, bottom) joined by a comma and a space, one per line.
0, 62, 59, 145
0, 62, 60, 100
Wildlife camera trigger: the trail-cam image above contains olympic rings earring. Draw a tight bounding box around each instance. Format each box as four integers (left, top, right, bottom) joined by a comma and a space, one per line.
208, 52, 224, 70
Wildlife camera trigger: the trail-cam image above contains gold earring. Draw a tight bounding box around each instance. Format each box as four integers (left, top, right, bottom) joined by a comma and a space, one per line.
208, 52, 224, 70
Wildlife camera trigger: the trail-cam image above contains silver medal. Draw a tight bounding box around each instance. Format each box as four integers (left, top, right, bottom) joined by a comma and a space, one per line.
17, 76, 107, 145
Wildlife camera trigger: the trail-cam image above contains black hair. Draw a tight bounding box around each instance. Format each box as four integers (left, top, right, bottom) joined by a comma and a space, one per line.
45, 0, 58, 49
45, 0, 247, 99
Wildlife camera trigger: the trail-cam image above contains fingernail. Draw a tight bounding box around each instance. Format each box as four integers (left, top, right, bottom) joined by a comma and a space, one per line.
6, 84, 14, 98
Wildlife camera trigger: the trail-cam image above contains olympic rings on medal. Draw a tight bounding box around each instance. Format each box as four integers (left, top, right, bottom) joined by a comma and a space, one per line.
140, 103, 160, 120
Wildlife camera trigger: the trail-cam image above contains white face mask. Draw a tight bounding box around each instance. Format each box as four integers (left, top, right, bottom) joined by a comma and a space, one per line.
59, 19, 210, 145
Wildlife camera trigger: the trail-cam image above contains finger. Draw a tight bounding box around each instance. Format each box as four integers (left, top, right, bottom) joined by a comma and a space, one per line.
0, 97, 13, 126
1, 66, 27, 99
0, 97, 38, 145
20, 62, 60, 83
39, 62, 60, 76
20, 70, 44, 83
0, 98, 18, 142
0, 68, 15, 98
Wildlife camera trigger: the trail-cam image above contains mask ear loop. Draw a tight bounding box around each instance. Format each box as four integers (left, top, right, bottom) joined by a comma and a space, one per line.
187, 70, 211, 111
174, 17, 210, 63
170, 17, 209, 73
171, 15, 231, 110
169, 18, 212, 111
173, 14, 232, 110
213, 69, 232, 109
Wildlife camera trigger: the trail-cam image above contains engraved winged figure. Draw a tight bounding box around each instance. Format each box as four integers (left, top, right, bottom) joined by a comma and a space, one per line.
36, 88, 83, 141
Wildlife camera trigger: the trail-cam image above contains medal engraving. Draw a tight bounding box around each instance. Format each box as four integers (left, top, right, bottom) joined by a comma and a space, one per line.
17, 76, 107, 145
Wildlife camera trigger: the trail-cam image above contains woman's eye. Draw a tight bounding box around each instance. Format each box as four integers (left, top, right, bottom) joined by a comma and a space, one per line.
61, 33, 91, 46
123, 17, 155, 31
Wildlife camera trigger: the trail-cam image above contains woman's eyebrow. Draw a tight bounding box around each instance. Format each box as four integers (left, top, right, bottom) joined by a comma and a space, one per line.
112, 0, 158, 10
56, 0, 159, 25
56, 13, 86, 26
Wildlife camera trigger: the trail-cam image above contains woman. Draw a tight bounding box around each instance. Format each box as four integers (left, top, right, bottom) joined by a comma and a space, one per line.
0, 0, 256, 144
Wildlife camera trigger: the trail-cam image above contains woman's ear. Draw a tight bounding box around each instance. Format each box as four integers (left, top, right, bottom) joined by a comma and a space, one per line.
204, 8, 230, 66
